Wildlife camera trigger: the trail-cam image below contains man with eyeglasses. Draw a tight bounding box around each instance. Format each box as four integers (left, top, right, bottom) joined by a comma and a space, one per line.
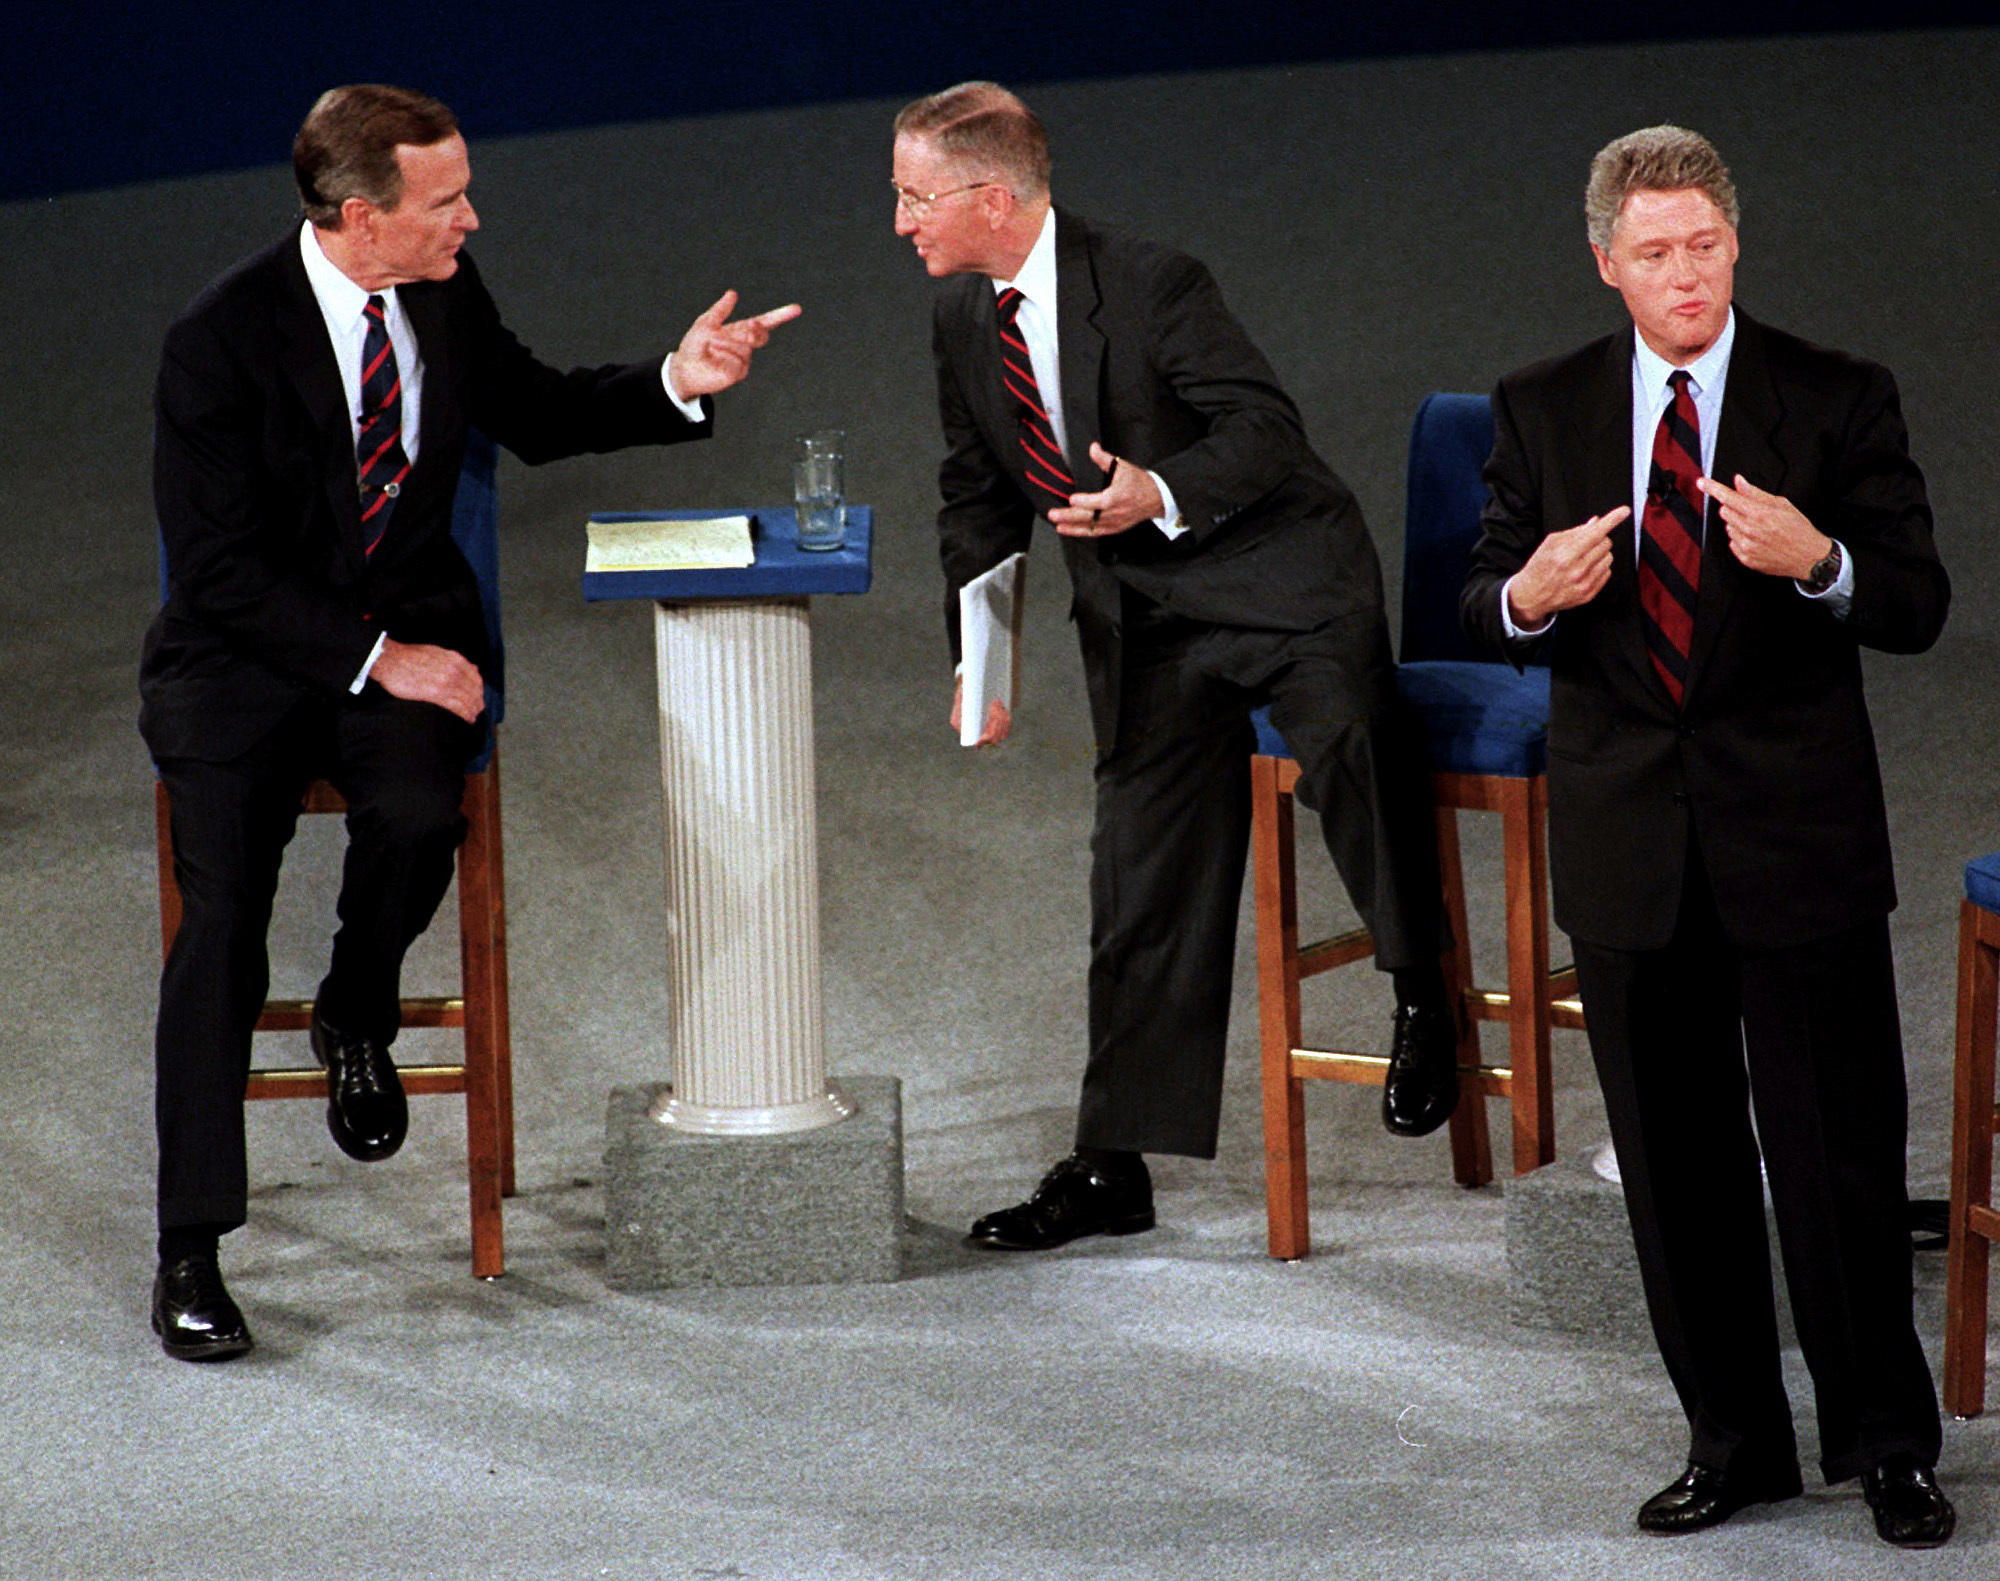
891, 81, 1455, 1251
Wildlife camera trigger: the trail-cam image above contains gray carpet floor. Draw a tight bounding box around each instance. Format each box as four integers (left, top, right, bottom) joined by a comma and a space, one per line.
3, 26, 1997, 1580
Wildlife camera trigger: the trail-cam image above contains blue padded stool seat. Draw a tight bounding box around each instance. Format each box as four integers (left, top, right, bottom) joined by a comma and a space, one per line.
1397, 660, 1549, 779
1251, 705, 1290, 760
1249, 662, 1549, 780
1967, 854, 2000, 916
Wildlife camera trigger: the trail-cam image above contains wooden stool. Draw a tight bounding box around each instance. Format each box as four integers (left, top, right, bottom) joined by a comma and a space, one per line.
153, 758, 516, 1277
1254, 393, 1582, 1261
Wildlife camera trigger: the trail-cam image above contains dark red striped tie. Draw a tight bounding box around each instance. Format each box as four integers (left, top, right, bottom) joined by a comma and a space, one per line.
357, 294, 410, 557
996, 287, 1074, 509
1638, 370, 1702, 705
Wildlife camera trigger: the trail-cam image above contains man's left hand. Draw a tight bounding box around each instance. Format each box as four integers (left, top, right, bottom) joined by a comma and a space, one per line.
1049, 443, 1165, 537
1700, 473, 1830, 581
667, 289, 803, 400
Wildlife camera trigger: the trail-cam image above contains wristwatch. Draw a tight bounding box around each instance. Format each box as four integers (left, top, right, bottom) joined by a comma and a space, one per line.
1802, 539, 1843, 595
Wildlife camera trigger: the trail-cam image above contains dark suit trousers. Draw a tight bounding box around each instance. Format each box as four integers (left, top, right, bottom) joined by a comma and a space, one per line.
1571, 835, 1942, 1483
1074, 592, 1445, 1158
154, 691, 479, 1232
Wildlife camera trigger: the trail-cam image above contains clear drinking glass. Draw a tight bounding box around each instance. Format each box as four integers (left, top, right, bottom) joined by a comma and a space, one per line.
793, 430, 846, 551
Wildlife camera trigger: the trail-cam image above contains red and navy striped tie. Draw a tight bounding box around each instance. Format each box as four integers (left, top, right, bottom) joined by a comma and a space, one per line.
357, 294, 410, 557
1638, 369, 1703, 705
996, 287, 1073, 509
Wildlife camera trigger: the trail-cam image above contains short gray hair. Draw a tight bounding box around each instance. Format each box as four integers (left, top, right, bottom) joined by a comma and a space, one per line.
294, 83, 459, 229
1585, 125, 1739, 250
893, 81, 1050, 196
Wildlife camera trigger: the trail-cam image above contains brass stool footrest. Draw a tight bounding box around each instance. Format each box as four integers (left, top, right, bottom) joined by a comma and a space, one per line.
1289, 1047, 1513, 1100
245, 1063, 471, 1100
1462, 985, 1586, 1031
254, 996, 468, 1032
1297, 927, 1376, 980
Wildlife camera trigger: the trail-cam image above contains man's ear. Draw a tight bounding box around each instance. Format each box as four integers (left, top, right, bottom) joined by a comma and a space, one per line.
338, 194, 376, 237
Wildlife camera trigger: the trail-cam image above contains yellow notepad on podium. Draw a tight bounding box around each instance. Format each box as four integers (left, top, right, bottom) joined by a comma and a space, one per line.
584, 514, 755, 573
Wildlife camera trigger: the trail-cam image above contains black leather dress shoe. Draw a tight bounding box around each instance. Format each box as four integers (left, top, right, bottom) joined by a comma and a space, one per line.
1861, 1459, 1955, 1547
967, 1153, 1155, 1250
152, 1254, 253, 1362
1636, 1459, 1802, 1534
1381, 1002, 1460, 1137
310, 1009, 408, 1162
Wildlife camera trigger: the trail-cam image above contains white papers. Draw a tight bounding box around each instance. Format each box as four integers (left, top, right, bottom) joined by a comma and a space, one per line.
958, 552, 1027, 747
585, 515, 754, 573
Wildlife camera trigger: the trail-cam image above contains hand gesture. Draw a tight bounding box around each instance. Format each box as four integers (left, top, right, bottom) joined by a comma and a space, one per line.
1505, 507, 1631, 628
1699, 474, 1829, 580
667, 290, 802, 400
1048, 443, 1165, 537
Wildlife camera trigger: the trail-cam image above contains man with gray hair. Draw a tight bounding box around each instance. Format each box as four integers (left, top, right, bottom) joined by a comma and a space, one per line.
1463, 125, 1953, 1546
144, 83, 796, 1361
892, 82, 1455, 1251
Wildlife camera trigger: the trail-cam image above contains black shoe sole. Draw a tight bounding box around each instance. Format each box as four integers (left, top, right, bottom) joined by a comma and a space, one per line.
965, 1210, 1157, 1251
152, 1315, 253, 1363
1381, 1091, 1461, 1138
1637, 1481, 1801, 1533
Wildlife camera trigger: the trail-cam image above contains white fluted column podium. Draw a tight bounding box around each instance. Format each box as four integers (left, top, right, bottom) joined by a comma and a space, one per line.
651, 594, 852, 1134
586, 507, 902, 1287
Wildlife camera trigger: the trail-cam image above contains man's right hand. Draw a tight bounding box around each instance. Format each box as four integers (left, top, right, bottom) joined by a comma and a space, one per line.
950, 673, 1012, 747
1505, 506, 1631, 629
370, 638, 486, 723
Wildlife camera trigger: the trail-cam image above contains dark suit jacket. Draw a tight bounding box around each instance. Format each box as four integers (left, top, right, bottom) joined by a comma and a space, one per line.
930, 208, 1384, 746
142, 231, 706, 763
1461, 309, 1948, 953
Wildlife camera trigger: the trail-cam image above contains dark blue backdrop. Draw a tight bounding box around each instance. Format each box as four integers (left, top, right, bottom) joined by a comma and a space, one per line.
7, 1, 1982, 201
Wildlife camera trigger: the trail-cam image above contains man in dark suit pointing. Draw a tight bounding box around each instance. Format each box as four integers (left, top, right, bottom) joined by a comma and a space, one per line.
143, 83, 796, 1360
892, 81, 1454, 1250
1462, 125, 1953, 1546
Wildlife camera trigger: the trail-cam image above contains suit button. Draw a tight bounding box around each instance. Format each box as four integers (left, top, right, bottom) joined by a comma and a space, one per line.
1671, 791, 1688, 805
1676, 722, 1692, 738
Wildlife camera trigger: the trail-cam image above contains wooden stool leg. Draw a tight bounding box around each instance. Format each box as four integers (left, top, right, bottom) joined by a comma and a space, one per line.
1255, 756, 1311, 1259
1501, 776, 1556, 1173
457, 769, 505, 1280
1436, 801, 1493, 1187
481, 756, 518, 1200
1945, 899, 1998, 1417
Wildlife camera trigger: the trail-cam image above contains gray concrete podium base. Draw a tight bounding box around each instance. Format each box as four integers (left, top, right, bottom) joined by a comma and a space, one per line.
603, 1073, 903, 1289
1507, 1147, 1791, 1345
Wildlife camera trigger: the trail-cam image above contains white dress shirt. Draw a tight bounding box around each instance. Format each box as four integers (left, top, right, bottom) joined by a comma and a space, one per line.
1503, 306, 1850, 639
300, 224, 415, 687
993, 209, 1184, 538
301, 220, 425, 466
301, 223, 697, 690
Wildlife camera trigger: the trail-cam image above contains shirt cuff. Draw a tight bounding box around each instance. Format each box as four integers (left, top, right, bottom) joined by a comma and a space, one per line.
1150, 471, 1188, 540
1500, 573, 1555, 641
350, 631, 388, 694
1796, 538, 1854, 618
661, 357, 706, 422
